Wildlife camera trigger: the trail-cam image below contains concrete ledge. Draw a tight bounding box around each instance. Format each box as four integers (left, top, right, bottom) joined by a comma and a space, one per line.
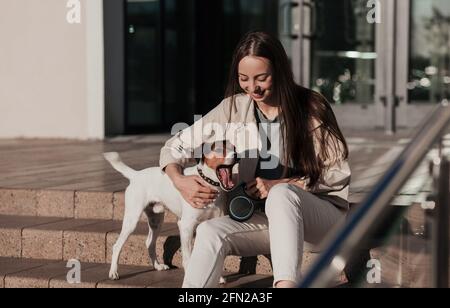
0, 189, 37, 216
106, 222, 180, 267
36, 190, 75, 218
21, 219, 101, 260
0, 257, 272, 288
75, 191, 114, 220
0, 257, 47, 288
0, 215, 67, 258
0, 216, 279, 276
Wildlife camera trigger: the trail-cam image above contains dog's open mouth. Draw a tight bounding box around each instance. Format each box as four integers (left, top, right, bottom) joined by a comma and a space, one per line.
216, 165, 235, 191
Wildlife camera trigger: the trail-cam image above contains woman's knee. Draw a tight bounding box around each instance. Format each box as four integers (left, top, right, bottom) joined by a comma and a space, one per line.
265, 183, 303, 217
195, 220, 227, 251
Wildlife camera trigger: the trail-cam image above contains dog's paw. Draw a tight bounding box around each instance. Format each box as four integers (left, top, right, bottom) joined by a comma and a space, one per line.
154, 263, 170, 271
219, 276, 227, 285
109, 271, 120, 280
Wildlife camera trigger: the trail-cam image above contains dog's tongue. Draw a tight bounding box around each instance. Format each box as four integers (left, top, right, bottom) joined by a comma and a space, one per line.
219, 168, 233, 189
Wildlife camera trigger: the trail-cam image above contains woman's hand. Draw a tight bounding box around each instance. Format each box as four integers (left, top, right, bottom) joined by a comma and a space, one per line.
245, 177, 307, 199
173, 175, 220, 209
165, 163, 219, 209
245, 177, 278, 199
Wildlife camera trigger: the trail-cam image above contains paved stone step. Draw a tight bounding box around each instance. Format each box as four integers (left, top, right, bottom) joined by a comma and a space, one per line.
0, 188, 178, 223
0, 257, 273, 288
1, 188, 431, 225
369, 233, 446, 288
0, 215, 284, 275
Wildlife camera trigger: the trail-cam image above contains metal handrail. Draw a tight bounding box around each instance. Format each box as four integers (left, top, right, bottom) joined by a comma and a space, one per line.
299, 100, 450, 288
431, 156, 449, 287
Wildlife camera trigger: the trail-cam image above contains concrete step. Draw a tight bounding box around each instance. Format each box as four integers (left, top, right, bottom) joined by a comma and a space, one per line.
0, 189, 178, 222
370, 234, 441, 288
0, 257, 273, 288
0, 188, 179, 224
1, 187, 431, 225
0, 215, 287, 275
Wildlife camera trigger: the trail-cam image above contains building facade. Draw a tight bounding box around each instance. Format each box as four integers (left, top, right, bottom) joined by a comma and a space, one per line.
1, 0, 449, 139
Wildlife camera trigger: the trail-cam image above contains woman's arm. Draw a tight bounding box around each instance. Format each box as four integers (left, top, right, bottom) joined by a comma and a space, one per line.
159, 98, 231, 208
291, 121, 351, 209
164, 163, 184, 183
159, 98, 231, 172
309, 124, 351, 194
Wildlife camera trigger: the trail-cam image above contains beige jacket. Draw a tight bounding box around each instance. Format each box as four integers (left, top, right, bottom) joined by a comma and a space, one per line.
159, 94, 351, 210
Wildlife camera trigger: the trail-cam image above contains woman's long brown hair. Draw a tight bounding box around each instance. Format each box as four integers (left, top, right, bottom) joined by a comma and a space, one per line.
224, 31, 349, 189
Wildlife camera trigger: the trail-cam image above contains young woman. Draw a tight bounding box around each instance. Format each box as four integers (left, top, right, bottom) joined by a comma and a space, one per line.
160, 31, 351, 288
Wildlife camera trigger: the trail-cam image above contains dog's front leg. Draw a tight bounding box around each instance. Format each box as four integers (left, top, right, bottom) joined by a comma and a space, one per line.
178, 219, 196, 270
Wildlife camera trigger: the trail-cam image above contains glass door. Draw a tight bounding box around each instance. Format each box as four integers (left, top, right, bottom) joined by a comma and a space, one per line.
296, 0, 381, 129
125, 0, 196, 133
126, 0, 163, 132
409, 0, 450, 104
397, 0, 450, 128
125, 0, 282, 133
380, 0, 450, 130
309, 0, 376, 106
194, 0, 280, 115
297, 0, 450, 131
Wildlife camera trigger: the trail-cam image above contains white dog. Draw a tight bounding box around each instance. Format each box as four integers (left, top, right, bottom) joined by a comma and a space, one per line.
104, 140, 237, 281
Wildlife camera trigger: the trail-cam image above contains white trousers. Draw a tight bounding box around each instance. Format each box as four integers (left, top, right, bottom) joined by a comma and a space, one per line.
182, 183, 346, 288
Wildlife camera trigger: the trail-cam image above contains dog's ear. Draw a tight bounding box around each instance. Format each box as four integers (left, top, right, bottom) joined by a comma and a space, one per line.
199, 140, 231, 161
198, 141, 214, 163
203, 141, 222, 156
193, 142, 211, 163
202, 142, 212, 162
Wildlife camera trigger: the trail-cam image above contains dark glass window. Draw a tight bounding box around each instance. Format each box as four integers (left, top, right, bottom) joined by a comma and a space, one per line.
125, 0, 279, 133
310, 0, 376, 105
409, 0, 450, 103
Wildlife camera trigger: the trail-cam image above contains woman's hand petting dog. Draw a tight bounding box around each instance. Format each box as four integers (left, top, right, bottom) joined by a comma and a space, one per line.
246, 177, 307, 199
245, 177, 277, 199
174, 175, 219, 209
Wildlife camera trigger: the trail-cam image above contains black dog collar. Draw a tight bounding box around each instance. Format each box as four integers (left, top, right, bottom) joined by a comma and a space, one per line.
197, 167, 220, 187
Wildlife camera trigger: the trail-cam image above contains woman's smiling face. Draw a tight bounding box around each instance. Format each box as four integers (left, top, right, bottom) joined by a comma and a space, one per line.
238, 56, 273, 102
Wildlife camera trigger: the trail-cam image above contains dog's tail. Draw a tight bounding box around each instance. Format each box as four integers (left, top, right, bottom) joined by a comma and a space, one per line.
103, 152, 137, 180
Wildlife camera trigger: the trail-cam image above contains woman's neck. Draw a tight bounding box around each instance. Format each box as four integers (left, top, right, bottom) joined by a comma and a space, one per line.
255, 100, 280, 120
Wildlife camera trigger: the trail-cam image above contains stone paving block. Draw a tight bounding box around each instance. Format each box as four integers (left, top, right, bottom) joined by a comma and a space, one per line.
371, 235, 433, 288
4, 260, 66, 288
106, 222, 179, 267
22, 219, 99, 260
0, 228, 22, 258
63, 220, 120, 263
49, 263, 106, 288
36, 190, 74, 218
0, 257, 48, 288
0, 189, 37, 216
98, 267, 184, 288
75, 191, 114, 220
0, 215, 66, 258
0, 257, 274, 288
3, 260, 99, 288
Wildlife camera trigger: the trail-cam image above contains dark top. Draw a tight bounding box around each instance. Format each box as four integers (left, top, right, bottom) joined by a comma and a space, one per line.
254, 104, 295, 180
